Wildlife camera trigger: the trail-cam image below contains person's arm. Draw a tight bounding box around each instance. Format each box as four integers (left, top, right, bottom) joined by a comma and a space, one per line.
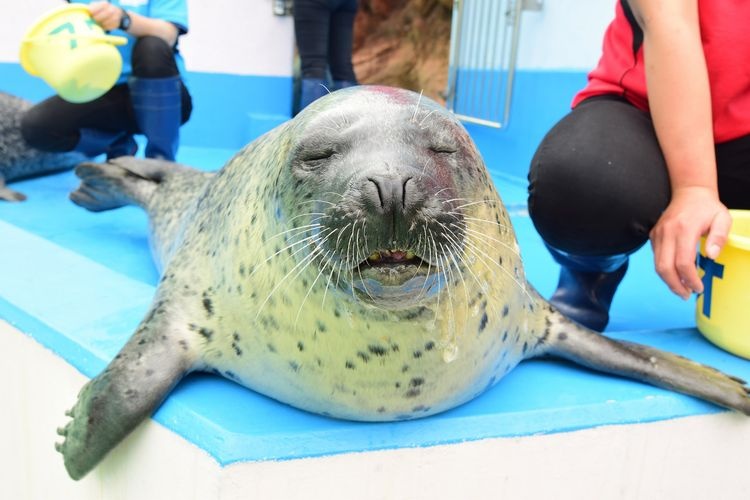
628, 0, 732, 299
87, 1, 179, 47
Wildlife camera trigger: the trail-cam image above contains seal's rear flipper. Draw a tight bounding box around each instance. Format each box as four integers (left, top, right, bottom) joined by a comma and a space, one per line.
0, 177, 26, 202
69, 156, 176, 211
542, 314, 750, 415
56, 303, 198, 480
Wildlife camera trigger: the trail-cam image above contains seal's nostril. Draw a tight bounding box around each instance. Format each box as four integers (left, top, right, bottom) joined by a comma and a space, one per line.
402, 176, 413, 210
367, 177, 385, 208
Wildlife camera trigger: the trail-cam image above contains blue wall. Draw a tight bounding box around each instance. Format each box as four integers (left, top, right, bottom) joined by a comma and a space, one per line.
1, 62, 585, 179
0, 62, 293, 151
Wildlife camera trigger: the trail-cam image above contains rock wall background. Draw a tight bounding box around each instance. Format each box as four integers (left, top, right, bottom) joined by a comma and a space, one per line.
352, 0, 453, 103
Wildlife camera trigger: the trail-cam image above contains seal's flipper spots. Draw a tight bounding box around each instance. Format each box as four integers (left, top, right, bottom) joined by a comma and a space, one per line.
56, 304, 198, 480
544, 315, 750, 415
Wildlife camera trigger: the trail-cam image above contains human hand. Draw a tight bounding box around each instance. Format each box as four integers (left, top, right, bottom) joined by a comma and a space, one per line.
88, 1, 125, 31
650, 186, 731, 299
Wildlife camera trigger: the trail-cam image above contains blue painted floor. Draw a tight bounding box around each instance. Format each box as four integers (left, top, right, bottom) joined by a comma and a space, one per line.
0, 142, 746, 465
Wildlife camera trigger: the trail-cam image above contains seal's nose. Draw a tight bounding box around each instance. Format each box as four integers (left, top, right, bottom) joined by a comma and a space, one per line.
367, 175, 414, 215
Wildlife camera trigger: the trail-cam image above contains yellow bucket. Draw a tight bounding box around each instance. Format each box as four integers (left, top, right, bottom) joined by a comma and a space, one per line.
696, 209, 750, 358
19, 4, 127, 103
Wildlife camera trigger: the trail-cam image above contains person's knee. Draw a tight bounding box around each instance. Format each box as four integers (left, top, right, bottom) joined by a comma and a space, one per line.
20, 105, 61, 151
131, 36, 178, 78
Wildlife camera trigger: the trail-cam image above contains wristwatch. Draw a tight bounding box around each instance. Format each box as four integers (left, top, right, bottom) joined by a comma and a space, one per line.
119, 9, 132, 31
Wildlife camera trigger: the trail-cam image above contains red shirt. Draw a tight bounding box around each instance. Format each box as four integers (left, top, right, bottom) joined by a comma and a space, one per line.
573, 1, 750, 143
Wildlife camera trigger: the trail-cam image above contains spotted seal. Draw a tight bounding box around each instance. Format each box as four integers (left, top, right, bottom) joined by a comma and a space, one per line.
0, 91, 87, 201
59, 86, 750, 480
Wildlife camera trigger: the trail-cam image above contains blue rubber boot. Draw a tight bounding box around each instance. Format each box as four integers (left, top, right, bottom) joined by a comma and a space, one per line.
332, 79, 357, 91
129, 76, 182, 161
299, 78, 329, 111
76, 129, 128, 158
106, 134, 138, 160
547, 245, 629, 331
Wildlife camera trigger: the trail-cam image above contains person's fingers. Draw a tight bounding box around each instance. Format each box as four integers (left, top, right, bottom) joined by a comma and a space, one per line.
674, 230, 702, 294
705, 209, 732, 259
652, 226, 691, 300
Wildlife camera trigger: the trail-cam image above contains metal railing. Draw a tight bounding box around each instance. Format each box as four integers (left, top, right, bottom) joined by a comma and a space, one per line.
445, 0, 543, 128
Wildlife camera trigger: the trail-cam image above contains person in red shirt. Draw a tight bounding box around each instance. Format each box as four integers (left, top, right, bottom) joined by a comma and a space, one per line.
527, 0, 750, 330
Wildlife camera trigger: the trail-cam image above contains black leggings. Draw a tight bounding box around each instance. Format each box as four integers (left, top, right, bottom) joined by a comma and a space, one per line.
528, 95, 750, 256
21, 36, 192, 153
293, 0, 358, 81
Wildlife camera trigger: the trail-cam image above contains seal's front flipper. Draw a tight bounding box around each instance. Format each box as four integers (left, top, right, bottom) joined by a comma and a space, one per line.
542, 312, 750, 415
56, 303, 198, 480
0, 177, 26, 202
69, 157, 171, 211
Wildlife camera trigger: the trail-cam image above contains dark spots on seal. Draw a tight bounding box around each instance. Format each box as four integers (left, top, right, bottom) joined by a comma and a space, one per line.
401, 364, 410, 373
357, 351, 370, 363
297, 341, 305, 352
267, 343, 277, 353
178, 340, 189, 351
522, 341, 528, 354
301, 279, 309, 288
410, 377, 424, 387
145, 369, 154, 377
502, 331, 508, 341
368, 344, 388, 357
405, 388, 421, 398
224, 370, 238, 381
260, 315, 280, 330
502, 305, 509, 317
198, 327, 214, 341
395, 382, 401, 388
425, 341, 435, 351
498, 256, 504, 266
232, 333, 243, 356
202, 296, 214, 317
251, 214, 257, 224
138, 339, 147, 346
317, 320, 327, 333
289, 361, 300, 372
345, 361, 356, 370
239, 264, 246, 276
413, 350, 423, 359
478, 312, 488, 333
401, 307, 428, 321
333, 309, 341, 318
377, 406, 386, 413
412, 405, 427, 413
558, 332, 568, 341
390, 343, 400, 353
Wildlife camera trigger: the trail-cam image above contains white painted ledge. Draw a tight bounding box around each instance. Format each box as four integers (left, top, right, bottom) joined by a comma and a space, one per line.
3, 319, 750, 500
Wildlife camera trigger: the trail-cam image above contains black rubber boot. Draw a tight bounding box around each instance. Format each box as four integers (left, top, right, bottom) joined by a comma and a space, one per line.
547, 246, 629, 332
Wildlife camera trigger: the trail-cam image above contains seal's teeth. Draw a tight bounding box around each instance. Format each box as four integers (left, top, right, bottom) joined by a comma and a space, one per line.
406, 251, 416, 259
368, 251, 381, 262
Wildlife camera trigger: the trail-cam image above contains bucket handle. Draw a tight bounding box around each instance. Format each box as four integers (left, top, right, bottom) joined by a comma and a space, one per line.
22, 33, 128, 47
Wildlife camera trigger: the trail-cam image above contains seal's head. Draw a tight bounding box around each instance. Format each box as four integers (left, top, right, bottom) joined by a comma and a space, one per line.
280, 86, 504, 309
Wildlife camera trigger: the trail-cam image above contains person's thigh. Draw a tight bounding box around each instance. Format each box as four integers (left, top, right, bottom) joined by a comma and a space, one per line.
528, 96, 671, 256
715, 135, 750, 209
20, 85, 135, 152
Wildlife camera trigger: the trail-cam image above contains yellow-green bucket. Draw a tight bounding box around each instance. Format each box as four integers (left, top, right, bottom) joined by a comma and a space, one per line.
19, 4, 127, 103
696, 209, 750, 358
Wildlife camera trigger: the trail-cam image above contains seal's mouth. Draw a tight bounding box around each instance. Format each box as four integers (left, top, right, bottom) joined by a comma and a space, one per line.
352, 248, 433, 290
359, 249, 425, 269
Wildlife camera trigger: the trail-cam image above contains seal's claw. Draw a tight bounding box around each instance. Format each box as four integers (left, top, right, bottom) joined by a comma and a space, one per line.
0, 186, 27, 202
56, 426, 67, 437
